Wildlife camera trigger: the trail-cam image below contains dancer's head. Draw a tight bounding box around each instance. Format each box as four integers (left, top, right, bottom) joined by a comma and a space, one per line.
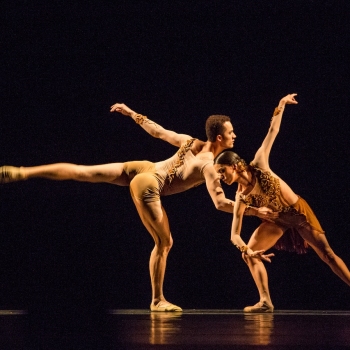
205, 115, 235, 149
214, 151, 247, 185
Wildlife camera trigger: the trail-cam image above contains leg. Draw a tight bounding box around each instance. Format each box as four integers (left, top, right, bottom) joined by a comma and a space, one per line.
1, 163, 130, 185
298, 226, 350, 287
243, 222, 284, 313
130, 175, 182, 312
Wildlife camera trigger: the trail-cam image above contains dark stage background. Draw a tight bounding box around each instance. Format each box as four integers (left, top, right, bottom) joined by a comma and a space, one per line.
1, 0, 349, 326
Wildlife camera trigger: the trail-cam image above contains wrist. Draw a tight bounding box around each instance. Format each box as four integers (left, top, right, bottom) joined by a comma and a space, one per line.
232, 242, 249, 254
278, 101, 286, 108
132, 113, 149, 125
244, 205, 255, 216
240, 245, 249, 253
130, 111, 138, 119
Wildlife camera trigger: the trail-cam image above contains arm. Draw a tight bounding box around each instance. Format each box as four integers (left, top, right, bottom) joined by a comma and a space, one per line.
231, 192, 274, 262
110, 103, 192, 147
204, 165, 235, 213
251, 94, 298, 170
203, 165, 279, 220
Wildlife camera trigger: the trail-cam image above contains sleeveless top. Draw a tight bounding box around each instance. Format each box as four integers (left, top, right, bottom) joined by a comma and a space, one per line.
154, 138, 214, 196
238, 166, 297, 214
239, 166, 324, 254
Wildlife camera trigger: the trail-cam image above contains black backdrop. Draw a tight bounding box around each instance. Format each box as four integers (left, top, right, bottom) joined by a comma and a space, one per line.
1, 0, 349, 324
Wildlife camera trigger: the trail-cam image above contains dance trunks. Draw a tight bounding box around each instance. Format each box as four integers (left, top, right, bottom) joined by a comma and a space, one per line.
238, 166, 324, 254
123, 138, 214, 202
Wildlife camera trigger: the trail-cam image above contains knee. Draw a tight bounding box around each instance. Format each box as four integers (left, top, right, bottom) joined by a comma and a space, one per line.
73, 165, 100, 181
242, 253, 262, 267
59, 164, 86, 180
321, 247, 337, 264
156, 236, 173, 254
242, 253, 253, 265
74, 165, 91, 179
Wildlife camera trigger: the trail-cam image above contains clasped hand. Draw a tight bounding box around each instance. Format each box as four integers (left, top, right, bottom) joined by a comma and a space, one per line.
247, 250, 275, 263
256, 207, 278, 222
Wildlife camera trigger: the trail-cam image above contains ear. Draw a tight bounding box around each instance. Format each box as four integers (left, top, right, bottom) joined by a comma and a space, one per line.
216, 134, 223, 142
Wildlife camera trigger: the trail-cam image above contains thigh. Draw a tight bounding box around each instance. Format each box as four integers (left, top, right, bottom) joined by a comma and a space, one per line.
104, 160, 155, 186
78, 163, 130, 185
247, 222, 284, 251
129, 173, 172, 246
298, 226, 332, 255
132, 196, 172, 246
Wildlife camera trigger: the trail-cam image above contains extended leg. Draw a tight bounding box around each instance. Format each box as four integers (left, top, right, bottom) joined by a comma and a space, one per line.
0, 163, 130, 185
243, 222, 284, 313
299, 227, 350, 287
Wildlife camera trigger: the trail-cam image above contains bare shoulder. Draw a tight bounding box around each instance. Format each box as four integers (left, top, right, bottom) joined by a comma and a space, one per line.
191, 139, 206, 155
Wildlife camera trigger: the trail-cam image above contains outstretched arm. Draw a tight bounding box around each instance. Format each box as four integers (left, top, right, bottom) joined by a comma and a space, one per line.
110, 103, 192, 147
251, 94, 298, 170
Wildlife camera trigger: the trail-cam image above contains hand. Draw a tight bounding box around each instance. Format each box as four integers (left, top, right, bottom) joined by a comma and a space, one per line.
110, 102, 135, 117
256, 207, 279, 222
280, 93, 298, 105
248, 250, 275, 263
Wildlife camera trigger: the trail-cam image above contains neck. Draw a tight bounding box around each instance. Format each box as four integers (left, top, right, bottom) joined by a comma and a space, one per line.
237, 170, 255, 190
201, 141, 228, 158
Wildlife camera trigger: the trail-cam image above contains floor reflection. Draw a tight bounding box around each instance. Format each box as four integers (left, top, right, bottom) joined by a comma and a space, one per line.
108, 309, 350, 349
149, 312, 183, 345
243, 313, 274, 345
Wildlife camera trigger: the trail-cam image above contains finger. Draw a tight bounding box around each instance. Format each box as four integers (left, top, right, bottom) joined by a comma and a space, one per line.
110, 103, 121, 109
262, 255, 272, 262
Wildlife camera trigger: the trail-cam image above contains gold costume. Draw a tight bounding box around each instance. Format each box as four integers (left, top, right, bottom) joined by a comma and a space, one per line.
239, 166, 324, 254
123, 139, 214, 202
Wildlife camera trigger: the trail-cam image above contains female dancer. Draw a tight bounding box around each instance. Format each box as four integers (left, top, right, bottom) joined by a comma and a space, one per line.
214, 94, 350, 312
1, 102, 274, 311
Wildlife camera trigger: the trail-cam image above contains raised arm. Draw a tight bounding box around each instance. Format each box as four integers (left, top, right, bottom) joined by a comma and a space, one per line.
110, 103, 192, 147
251, 94, 298, 170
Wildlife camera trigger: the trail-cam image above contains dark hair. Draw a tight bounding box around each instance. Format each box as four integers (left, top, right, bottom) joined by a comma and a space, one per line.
205, 115, 231, 142
214, 151, 247, 171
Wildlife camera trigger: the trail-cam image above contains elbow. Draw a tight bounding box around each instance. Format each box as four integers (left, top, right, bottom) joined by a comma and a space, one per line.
215, 203, 224, 210
215, 201, 226, 211
151, 130, 161, 138
269, 126, 280, 133
230, 234, 239, 245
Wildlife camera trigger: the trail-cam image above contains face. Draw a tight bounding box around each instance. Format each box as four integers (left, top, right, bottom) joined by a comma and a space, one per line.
214, 164, 236, 185
219, 122, 236, 149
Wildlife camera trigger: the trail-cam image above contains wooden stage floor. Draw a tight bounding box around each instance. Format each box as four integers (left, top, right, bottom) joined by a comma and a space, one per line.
107, 309, 350, 349
1, 309, 350, 349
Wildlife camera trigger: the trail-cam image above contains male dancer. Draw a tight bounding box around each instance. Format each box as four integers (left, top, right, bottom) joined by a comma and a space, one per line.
1, 102, 275, 311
